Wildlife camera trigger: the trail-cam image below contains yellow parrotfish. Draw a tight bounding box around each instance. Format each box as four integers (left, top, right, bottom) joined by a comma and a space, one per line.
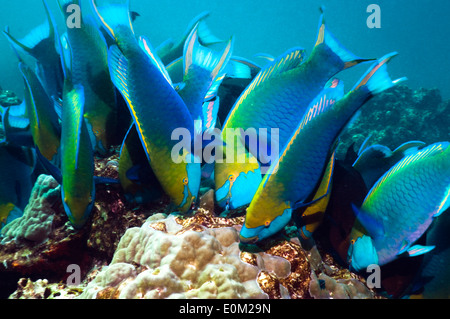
215, 12, 372, 210
91, 0, 201, 213
347, 142, 450, 272
240, 53, 404, 243
58, 0, 118, 155
19, 62, 61, 163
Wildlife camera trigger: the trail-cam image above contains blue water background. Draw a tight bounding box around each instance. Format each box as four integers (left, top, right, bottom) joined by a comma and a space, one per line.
0, 0, 449, 100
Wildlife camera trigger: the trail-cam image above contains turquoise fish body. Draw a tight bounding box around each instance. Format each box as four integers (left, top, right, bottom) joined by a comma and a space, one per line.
214, 14, 371, 210
348, 142, 450, 271
59, 0, 117, 155
240, 53, 403, 243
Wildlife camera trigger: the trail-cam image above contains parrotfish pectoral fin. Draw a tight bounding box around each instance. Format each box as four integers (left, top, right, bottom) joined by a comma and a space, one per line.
351, 203, 384, 238
352, 52, 406, 94
139, 36, 173, 86
90, 0, 133, 41
406, 245, 435, 257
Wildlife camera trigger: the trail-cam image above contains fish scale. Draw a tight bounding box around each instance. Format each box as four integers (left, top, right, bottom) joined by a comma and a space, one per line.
349, 142, 450, 269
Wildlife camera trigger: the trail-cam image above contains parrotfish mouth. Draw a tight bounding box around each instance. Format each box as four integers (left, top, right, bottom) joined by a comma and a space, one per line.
239, 233, 259, 244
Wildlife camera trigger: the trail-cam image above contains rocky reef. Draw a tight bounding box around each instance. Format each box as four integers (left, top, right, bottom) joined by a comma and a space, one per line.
0, 84, 448, 299
337, 85, 449, 159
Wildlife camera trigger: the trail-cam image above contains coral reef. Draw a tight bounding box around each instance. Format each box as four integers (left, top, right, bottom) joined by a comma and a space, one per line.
337, 85, 450, 159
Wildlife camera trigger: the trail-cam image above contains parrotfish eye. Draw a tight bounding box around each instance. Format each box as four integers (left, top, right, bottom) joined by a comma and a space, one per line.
182, 177, 188, 185
228, 174, 235, 182
351, 239, 356, 245
264, 220, 271, 227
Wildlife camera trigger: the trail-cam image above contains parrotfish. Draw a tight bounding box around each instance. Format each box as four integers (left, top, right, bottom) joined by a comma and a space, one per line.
57, 35, 95, 228
353, 136, 426, 189
348, 142, 450, 272
19, 62, 61, 163
156, 11, 224, 66
215, 13, 372, 210
91, 0, 201, 213
240, 52, 403, 243
58, 0, 118, 155
3, 0, 64, 99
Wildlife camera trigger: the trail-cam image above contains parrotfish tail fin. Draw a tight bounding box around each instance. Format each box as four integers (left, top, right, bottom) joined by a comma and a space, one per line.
195, 12, 224, 46
351, 52, 406, 95
2, 23, 47, 57
90, 0, 134, 41
139, 36, 173, 86
184, 24, 234, 84
225, 57, 257, 80
314, 12, 374, 70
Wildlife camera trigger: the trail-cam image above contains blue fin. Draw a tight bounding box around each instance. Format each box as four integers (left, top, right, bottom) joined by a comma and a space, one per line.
351, 203, 384, 238
434, 185, 450, 217
196, 16, 224, 46
314, 12, 373, 69
184, 24, 234, 83
3, 22, 49, 56
407, 245, 435, 257
392, 140, 426, 157
352, 52, 406, 94
139, 36, 173, 86
90, 0, 134, 41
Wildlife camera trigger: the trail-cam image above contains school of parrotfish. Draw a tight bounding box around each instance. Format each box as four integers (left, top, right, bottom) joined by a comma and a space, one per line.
0, 0, 449, 285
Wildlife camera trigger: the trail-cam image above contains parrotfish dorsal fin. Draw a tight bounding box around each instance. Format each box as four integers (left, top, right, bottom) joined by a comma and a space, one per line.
139, 36, 173, 86
392, 140, 426, 157
250, 47, 306, 88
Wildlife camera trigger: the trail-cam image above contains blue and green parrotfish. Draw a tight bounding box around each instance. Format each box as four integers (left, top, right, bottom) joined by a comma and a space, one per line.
58, 0, 118, 155
348, 142, 450, 272
240, 52, 404, 243
215, 13, 372, 211
92, 0, 201, 213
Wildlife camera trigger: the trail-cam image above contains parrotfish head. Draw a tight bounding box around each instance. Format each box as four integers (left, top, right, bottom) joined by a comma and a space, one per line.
177, 161, 201, 212
347, 234, 379, 272
61, 186, 95, 229
239, 207, 292, 243
215, 165, 262, 210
